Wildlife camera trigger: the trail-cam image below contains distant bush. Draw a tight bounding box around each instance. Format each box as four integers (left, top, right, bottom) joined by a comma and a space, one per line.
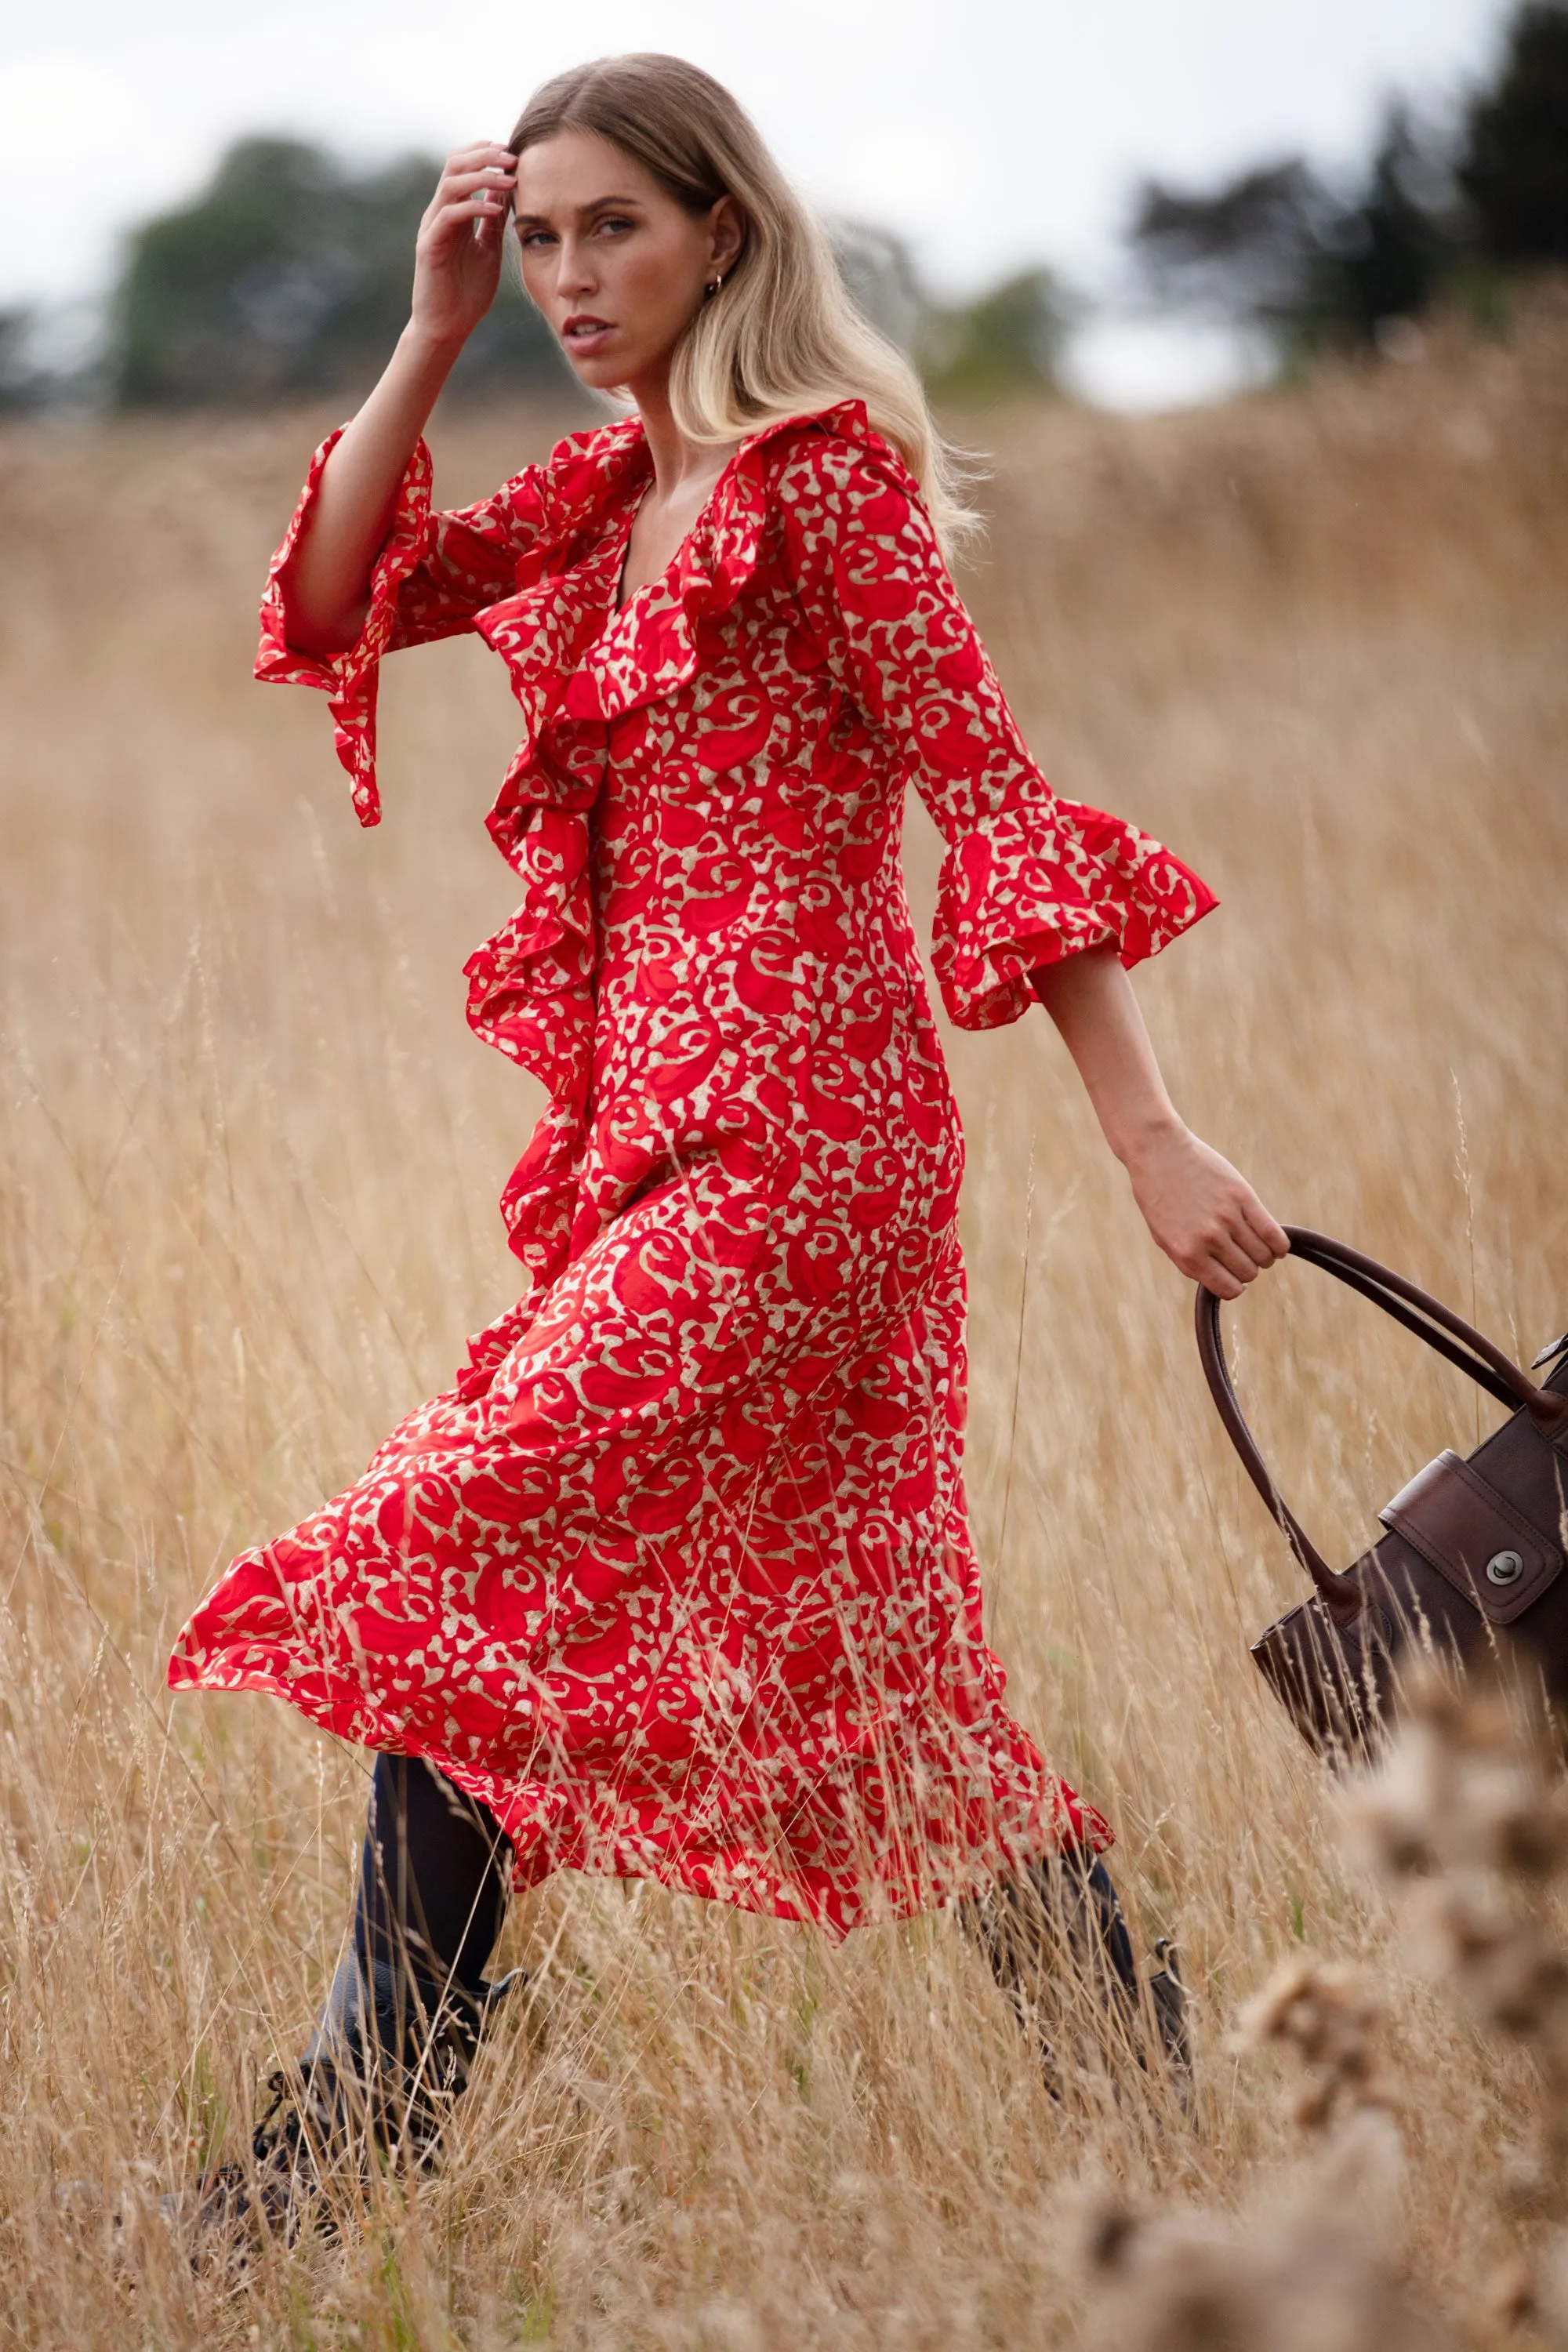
918, 267, 1069, 403
0, 310, 42, 414
834, 227, 1070, 402
110, 136, 570, 408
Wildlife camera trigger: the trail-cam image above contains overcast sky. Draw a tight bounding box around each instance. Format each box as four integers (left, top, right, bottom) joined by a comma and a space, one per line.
2, 0, 1516, 406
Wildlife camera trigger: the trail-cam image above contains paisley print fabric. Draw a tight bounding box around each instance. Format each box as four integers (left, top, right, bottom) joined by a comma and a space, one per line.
168, 401, 1216, 1936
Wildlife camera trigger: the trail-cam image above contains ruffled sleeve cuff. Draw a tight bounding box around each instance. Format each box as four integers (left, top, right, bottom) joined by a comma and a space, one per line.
931, 792, 1218, 1031
254, 428, 437, 827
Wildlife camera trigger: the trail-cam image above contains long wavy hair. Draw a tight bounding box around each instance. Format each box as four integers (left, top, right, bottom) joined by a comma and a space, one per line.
506, 54, 978, 554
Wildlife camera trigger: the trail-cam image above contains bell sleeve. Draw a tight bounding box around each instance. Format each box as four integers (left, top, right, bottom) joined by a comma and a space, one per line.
779, 423, 1218, 1031
256, 427, 550, 826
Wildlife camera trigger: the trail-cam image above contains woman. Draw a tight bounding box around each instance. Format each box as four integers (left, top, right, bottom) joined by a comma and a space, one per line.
170, 53, 1286, 2213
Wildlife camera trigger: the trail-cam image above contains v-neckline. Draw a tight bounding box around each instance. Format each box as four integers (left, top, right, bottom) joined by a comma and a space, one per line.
612, 485, 653, 615
610, 435, 750, 615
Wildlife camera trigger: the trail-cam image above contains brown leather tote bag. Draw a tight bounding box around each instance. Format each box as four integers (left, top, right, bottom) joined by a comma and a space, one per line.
1196, 1227, 1568, 1763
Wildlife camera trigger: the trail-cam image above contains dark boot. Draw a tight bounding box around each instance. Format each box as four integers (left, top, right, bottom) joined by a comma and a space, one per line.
191, 1755, 519, 2243
963, 1846, 1189, 2092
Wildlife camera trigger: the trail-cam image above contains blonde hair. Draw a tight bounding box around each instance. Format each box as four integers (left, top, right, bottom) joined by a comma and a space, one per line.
507, 54, 978, 554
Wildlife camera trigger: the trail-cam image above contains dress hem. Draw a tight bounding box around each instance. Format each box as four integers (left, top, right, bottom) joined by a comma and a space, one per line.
166, 1650, 1110, 1943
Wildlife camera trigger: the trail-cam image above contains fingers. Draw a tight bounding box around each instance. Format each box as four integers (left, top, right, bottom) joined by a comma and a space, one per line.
1205, 1227, 1263, 1288
423, 150, 517, 244
441, 142, 518, 180
1132, 1130, 1290, 1298
434, 164, 517, 219
448, 165, 517, 201
1195, 1196, 1290, 1297
1182, 1193, 1281, 1292
1239, 1193, 1290, 1263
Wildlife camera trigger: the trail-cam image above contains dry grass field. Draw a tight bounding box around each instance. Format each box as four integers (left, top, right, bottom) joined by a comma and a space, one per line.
2, 296, 1566, 2345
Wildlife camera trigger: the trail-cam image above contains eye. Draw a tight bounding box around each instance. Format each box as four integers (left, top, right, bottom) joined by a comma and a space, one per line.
595, 215, 636, 238
516, 227, 557, 251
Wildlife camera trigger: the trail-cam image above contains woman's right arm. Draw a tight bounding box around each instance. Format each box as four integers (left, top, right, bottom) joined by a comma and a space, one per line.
281, 142, 518, 656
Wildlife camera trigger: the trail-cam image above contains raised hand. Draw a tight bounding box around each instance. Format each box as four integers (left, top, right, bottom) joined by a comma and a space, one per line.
410, 143, 518, 350
274, 141, 517, 655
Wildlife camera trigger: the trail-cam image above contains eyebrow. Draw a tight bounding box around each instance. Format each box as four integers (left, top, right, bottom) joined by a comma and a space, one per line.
512, 195, 648, 226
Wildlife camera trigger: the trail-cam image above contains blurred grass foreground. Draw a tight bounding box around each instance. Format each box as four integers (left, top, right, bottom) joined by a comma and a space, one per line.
1, 295, 1566, 2344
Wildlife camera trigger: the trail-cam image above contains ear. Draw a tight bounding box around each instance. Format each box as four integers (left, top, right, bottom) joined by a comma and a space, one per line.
706, 194, 746, 278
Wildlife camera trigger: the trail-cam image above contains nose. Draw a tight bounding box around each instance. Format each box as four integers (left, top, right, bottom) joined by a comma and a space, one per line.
556, 233, 597, 302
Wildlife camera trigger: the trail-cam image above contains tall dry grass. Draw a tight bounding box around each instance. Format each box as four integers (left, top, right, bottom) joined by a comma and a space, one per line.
2, 297, 1566, 2344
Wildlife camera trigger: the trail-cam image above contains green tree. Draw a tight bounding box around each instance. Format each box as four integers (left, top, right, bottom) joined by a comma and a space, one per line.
1128, 5, 1568, 372
111, 136, 568, 408
1460, 0, 1568, 263
1128, 158, 1338, 345
1129, 106, 1457, 365
1330, 107, 1458, 339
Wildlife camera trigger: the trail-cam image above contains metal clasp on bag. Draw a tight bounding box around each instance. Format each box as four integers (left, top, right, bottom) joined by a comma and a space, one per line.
1377, 1450, 1560, 1624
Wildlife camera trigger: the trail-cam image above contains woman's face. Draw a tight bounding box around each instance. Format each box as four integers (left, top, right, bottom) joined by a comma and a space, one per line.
512, 130, 742, 392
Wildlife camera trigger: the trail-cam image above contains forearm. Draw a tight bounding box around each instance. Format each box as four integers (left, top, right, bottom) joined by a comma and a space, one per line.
1030, 944, 1183, 1169
281, 325, 464, 656
1033, 942, 1288, 1294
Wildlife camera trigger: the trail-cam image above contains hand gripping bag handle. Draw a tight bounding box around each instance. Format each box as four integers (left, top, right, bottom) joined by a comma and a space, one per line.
1195, 1225, 1566, 1624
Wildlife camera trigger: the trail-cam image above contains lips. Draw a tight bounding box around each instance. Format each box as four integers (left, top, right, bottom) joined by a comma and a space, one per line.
562, 315, 614, 354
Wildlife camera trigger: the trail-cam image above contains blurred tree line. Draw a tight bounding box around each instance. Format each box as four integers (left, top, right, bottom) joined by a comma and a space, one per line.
93, 140, 1067, 411
1128, 0, 1568, 365
0, 0, 1563, 416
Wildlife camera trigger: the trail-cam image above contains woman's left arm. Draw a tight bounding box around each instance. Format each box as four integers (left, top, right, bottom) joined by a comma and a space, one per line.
1033, 943, 1287, 1298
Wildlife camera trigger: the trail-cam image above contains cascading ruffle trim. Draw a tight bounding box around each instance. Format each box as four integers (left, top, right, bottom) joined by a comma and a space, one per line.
255, 426, 438, 825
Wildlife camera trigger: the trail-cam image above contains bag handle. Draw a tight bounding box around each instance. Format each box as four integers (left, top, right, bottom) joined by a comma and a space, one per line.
1195, 1225, 1566, 1624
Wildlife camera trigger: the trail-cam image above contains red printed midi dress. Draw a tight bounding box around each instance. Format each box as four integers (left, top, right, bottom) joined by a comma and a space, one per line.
168, 400, 1215, 1938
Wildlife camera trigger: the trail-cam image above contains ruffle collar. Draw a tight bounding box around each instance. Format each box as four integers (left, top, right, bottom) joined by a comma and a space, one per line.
474, 391, 914, 852
474, 396, 906, 742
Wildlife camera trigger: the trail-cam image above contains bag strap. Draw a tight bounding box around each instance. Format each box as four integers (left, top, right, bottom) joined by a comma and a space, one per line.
1195, 1225, 1566, 1624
